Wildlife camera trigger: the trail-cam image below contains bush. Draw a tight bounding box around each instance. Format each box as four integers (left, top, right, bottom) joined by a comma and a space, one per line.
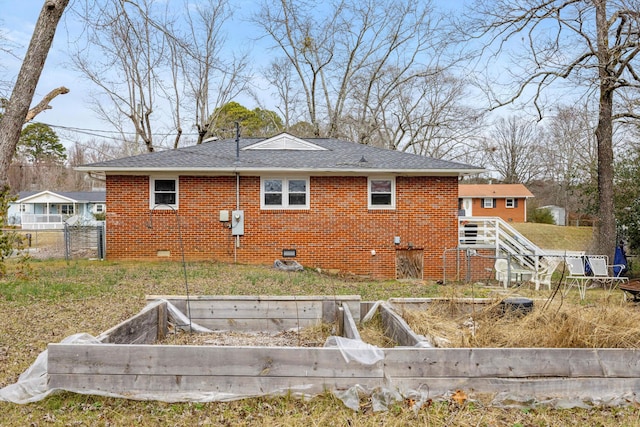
529, 208, 555, 224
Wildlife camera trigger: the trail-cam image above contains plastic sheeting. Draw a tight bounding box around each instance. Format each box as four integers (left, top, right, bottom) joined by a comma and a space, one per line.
0, 300, 213, 404
164, 299, 212, 334
273, 259, 303, 271
0, 333, 101, 404
323, 336, 384, 365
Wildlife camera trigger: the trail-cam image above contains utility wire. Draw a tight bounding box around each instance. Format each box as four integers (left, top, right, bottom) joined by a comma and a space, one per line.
35, 122, 201, 139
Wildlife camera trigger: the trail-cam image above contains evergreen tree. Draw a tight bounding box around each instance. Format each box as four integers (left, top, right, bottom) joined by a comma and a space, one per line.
18, 122, 66, 164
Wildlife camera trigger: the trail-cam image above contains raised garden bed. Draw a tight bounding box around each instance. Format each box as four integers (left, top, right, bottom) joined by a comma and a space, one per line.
45, 296, 640, 405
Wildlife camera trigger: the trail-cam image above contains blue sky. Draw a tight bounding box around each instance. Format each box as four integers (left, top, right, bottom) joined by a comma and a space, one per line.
0, 0, 475, 149
3, 2, 299, 147
1, 1, 101, 143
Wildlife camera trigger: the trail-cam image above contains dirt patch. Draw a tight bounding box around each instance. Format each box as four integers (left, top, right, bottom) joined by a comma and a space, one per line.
157, 323, 335, 347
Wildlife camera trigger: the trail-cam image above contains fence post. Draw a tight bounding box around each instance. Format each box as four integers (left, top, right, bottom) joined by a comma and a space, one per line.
97, 223, 105, 260
64, 223, 70, 261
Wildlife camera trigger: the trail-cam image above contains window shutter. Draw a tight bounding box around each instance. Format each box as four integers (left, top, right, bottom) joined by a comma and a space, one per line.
514, 199, 519, 208
493, 198, 497, 208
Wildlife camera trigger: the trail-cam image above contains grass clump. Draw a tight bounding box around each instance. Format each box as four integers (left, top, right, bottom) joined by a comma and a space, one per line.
403, 299, 640, 349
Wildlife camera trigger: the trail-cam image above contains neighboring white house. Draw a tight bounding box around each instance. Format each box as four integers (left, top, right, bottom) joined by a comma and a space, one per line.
8, 190, 106, 229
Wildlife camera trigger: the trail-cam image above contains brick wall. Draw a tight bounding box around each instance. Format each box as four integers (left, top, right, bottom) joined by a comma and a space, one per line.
471, 197, 527, 223
105, 174, 459, 279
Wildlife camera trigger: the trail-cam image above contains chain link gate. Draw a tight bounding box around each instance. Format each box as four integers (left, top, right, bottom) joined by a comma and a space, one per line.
64, 223, 105, 260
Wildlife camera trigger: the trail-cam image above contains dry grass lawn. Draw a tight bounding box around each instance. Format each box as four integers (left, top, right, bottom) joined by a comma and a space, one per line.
1, 259, 640, 426
512, 223, 594, 252
403, 299, 640, 348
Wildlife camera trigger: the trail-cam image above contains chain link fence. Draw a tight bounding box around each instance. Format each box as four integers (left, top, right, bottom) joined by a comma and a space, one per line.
7, 224, 105, 260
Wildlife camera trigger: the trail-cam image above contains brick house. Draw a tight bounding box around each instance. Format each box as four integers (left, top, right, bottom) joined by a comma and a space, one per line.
77, 133, 483, 279
458, 183, 534, 223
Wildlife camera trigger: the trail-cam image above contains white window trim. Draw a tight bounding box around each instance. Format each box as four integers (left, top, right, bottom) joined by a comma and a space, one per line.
505, 198, 515, 208
483, 198, 494, 208
60, 204, 75, 215
368, 177, 396, 210
149, 176, 179, 210
260, 177, 310, 210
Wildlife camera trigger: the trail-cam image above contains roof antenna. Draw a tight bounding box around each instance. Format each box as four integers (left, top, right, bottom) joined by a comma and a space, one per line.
235, 121, 240, 162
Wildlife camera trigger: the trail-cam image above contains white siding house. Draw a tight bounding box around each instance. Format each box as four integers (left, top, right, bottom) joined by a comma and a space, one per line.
8, 191, 106, 229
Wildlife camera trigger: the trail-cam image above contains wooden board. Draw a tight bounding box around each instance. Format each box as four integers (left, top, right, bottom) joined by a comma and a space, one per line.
379, 302, 427, 346
48, 373, 383, 396
97, 300, 167, 344
48, 343, 640, 400
47, 374, 640, 401
48, 345, 383, 378
383, 347, 640, 378
147, 295, 361, 331
342, 304, 361, 341
396, 249, 423, 280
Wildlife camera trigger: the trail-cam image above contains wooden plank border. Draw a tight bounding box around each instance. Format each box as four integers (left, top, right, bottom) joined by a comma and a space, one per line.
379, 302, 427, 346
97, 300, 167, 344
146, 295, 361, 332
48, 344, 640, 400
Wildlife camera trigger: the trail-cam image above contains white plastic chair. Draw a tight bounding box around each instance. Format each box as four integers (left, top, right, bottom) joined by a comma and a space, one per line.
495, 259, 533, 289
586, 255, 628, 292
494, 259, 509, 288
532, 257, 561, 291
564, 256, 592, 300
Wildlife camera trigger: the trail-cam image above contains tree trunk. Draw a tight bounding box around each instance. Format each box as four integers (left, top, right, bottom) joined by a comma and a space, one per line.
594, 0, 616, 260
0, 0, 69, 192
595, 88, 616, 260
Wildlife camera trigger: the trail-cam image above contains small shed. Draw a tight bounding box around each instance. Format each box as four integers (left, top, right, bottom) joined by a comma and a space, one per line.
539, 205, 566, 226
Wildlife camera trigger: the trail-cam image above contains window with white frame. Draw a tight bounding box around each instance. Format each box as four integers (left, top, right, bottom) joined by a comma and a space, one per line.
505, 198, 515, 208
60, 204, 75, 215
95, 204, 105, 213
261, 177, 309, 209
368, 177, 395, 209
150, 177, 178, 209
483, 198, 494, 208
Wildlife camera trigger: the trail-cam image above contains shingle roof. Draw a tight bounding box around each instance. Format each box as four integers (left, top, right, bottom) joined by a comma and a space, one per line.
458, 184, 534, 198
16, 191, 106, 203
76, 134, 484, 176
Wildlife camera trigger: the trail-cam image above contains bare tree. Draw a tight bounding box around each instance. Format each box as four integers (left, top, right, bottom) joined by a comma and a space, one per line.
255, 0, 337, 137
72, 0, 175, 153
254, 0, 447, 143
0, 21, 21, 98
543, 104, 599, 213
481, 116, 544, 185
0, 0, 69, 270
179, 0, 250, 145
262, 57, 306, 131
0, 0, 69, 193
462, 0, 640, 259
370, 71, 486, 160
72, 0, 247, 149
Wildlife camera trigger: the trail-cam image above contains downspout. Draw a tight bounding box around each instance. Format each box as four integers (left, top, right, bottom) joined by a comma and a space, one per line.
235, 171, 240, 263
234, 121, 240, 263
